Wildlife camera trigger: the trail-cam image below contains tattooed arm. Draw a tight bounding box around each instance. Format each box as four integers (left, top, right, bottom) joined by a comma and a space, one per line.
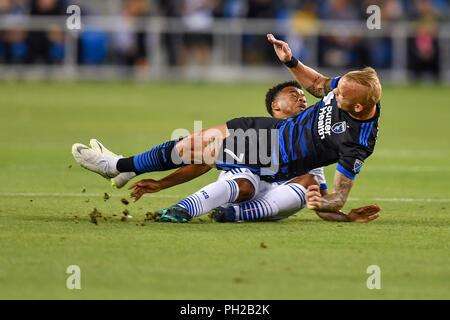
305, 76, 333, 99
314, 205, 381, 223
306, 171, 354, 212
267, 34, 333, 98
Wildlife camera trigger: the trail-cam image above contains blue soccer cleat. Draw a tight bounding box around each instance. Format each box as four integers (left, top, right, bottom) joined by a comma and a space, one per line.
157, 206, 191, 223
210, 206, 237, 223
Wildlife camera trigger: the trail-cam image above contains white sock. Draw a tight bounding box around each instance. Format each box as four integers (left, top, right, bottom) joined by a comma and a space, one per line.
177, 179, 239, 217
230, 183, 306, 221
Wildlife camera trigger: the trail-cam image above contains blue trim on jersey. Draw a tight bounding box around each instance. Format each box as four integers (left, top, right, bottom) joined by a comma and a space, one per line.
288, 121, 297, 161
278, 121, 289, 163
364, 122, 374, 146
298, 128, 309, 158
291, 107, 316, 159
359, 123, 367, 146
295, 104, 315, 127
362, 123, 369, 146
215, 161, 259, 173
337, 164, 356, 180
360, 123, 368, 146
359, 121, 374, 147
331, 76, 341, 90
305, 109, 316, 129
320, 183, 328, 190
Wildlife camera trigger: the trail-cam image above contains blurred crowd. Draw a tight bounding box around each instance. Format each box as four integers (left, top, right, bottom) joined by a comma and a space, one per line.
0, 0, 448, 79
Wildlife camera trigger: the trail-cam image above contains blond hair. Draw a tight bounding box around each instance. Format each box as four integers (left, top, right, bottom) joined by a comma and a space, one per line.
344, 67, 382, 109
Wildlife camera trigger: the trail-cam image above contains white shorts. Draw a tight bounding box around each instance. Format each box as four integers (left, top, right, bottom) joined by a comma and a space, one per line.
217, 169, 308, 222
217, 167, 327, 202
217, 168, 262, 200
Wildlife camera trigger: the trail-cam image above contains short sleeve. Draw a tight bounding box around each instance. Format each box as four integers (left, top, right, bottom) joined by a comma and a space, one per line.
331, 76, 342, 90
337, 144, 372, 180
307, 167, 328, 190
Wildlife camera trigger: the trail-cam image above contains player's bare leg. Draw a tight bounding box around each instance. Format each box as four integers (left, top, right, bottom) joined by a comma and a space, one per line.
72, 124, 228, 182
175, 124, 228, 167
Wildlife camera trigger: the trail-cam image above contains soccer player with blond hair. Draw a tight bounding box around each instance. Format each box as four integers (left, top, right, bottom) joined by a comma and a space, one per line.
72, 34, 382, 223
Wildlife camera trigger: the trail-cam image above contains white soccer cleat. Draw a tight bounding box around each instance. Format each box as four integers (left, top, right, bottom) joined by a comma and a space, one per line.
89, 139, 136, 188
89, 139, 119, 158
72, 143, 120, 179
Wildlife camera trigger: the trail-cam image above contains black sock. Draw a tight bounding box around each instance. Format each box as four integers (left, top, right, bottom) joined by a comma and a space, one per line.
117, 157, 141, 174
117, 139, 183, 174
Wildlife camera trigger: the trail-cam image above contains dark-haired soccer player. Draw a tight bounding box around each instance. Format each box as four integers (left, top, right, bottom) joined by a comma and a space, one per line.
87, 81, 378, 223
127, 81, 331, 222
110, 80, 309, 190
72, 34, 382, 223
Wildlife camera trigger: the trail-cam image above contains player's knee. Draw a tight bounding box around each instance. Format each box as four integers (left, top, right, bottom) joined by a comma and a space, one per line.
234, 178, 255, 201
176, 136, 195, 161
288, 174, 318, 189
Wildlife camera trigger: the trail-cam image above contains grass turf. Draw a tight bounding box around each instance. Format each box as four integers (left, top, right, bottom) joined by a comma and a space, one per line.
0, 82, 449, 299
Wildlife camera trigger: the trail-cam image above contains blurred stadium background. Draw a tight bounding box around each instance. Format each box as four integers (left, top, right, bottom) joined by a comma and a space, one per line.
0, 0, 449, 83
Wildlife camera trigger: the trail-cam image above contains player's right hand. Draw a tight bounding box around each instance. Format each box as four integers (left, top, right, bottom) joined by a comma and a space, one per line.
267, 34, 293, 63
128, 179, 164, 202
306, 185, 322, 210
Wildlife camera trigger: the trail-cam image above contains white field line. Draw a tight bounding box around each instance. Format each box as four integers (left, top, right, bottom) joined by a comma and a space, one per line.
350, 197, 450, 203
0, 192, 449, 203
362, 166, 450, 172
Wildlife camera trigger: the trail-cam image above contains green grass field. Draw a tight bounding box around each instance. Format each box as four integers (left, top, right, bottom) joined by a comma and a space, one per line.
0, 81, 449, 300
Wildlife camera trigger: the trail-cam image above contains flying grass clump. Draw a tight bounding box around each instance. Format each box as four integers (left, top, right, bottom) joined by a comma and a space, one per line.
145, 212, 159, 222
89, 208, 102, 225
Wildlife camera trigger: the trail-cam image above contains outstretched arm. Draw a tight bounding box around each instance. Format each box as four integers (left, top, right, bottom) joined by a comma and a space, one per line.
129, 164, 211, 202
267, 34, 333, 98
314, 205, 381, 223
306, 171, 354, 212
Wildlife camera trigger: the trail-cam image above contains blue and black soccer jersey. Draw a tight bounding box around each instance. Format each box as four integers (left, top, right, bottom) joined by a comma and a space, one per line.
217, 77, 380, 182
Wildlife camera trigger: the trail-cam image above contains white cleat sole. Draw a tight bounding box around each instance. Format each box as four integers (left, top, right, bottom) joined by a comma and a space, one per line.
88, 139, 136, 188
111, 172, 137, 189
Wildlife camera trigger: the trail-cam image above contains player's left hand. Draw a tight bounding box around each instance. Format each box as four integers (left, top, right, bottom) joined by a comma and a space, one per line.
348, 205, 381, 223
306, 185, 322, 210
128, 179, 164, 202
267, 34, 293, 63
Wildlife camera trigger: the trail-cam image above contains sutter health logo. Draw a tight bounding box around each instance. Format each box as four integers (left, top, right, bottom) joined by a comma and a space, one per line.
318, 105, 333, 139
318, 92, 334, 140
